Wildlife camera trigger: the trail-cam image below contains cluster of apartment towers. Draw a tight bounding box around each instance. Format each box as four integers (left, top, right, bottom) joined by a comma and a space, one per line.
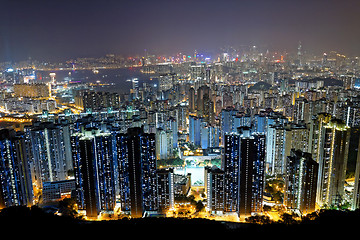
0, 110, 359, 220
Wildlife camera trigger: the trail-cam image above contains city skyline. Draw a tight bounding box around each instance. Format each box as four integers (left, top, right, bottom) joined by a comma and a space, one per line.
1, 0, 360, 62
2, 0, 360, 228
1, 42, 360, 222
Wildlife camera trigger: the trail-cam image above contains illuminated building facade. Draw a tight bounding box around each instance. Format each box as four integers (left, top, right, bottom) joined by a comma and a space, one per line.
168, 117, 178, 148
266, 121, 308, 176
200, 122, 219, 149
353, 138, 360, 210
159, 73, 175, 92
220, 107, 238, 143
0, 129, 33, 208
218, 131, 265, 219
316, 119, 350, 207
13, 83, 50, 98
26, 122, 71, 186
308, 113, 332, 164
83, 91, 120, 111
72, 128, 116, 218
156, 168, 174, 213
117, 127, 158, 217
285, 149, 318, 214
189, 115, 202, 146
42, 179, 76, 202
238, 134, 265, 220
266, 123, 287, 176
189, 87, 196, 113
223, 133, 240, 212
155, 128, 173, 160
205, 166, 225, 214
253, 114, 266, 134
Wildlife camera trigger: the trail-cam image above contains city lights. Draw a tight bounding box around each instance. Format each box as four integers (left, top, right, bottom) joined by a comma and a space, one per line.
1, 0, 360, 231
2, 46, 360, 223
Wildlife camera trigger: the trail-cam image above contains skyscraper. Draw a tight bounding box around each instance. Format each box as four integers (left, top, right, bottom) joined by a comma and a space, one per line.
156, 168, 174, 213
352, 135, 360, 210
200, 122, 219, 149
266, 123, 286, 176
205, 166, 225, 214
168, 117, 178, 148
221, 131, 265, 219
266, 121, 309, 176
0, 129, 33, 208
83, 91, 120, 111
189, 115, 202, 147
316, 119, 350, 207
308, 113, 332, 163
72, 128, 116, 218
188, 87, 196, 113
223, 133, 240, 212
220, 107, 238, 143
297, 41, 303, 66
117, 127, 158, 217
26, 122, 71, 187
285, 149, 318, 214
238, 134, 266, 220
196, 85, 210, 116
155, 128, 173, 160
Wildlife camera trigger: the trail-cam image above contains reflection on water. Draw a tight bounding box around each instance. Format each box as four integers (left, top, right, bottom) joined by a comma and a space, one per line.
38, 67, 156, 94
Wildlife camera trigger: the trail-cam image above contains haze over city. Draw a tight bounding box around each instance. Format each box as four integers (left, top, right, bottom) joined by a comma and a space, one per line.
2, 0, 360, 234
1, 0, 360, 61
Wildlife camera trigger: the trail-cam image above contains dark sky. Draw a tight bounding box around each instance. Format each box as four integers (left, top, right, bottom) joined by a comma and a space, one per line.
1, 0, 360, 62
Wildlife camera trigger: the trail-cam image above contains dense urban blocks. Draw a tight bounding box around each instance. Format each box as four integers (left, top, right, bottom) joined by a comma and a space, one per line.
1, 45, 360, 223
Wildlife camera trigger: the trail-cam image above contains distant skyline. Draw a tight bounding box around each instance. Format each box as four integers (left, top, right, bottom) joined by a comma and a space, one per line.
1, 0, 360, 62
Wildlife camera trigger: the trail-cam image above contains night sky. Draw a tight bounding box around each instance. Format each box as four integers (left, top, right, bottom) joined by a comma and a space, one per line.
1, 0, 360, 62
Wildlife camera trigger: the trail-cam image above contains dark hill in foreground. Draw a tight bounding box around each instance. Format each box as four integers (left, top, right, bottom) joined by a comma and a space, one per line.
1, 206, 359, 236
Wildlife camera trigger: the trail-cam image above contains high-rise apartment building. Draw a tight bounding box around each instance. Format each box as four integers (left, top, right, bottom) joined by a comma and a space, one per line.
220, 107, 238, 142
223, 133, 240, 212
238, 134, 266, 220
83, 91, 120, 111
265, 122, 286, 176
285, 149, 318, 214
352, 135, 360, 210
205, 166, 225, 214
188, 87, 196, 113
189, 115, 202, 147
116, 127, 158, 217
316, 119, 350, 207
308, 113, 332, 163
72, 128, 116, 218
220, 131, 265, 219
26, 122, 72, 187
155, 128, 173, 160
0, 129, 33, 208
200, 122, 219, 149
159, 73, 175, 92
13, 83, 50, 98
266, 121, 309, 176
156, 168, 174, 213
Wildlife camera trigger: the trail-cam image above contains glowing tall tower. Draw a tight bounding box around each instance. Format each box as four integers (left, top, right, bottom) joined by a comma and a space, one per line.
297, 41, 303, 66
49, 72, 56, 84
316, 119, 350, 207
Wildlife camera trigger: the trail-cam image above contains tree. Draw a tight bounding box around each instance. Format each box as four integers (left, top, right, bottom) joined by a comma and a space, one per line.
263, 205, 272, 212
279, 212, 300, 225
58, 198, 79, 218
273, 191, 283, 204
301, 211, 319, 222
195, 200, 204, 212
246, 215, 272, 225
265, 184, 275, 194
